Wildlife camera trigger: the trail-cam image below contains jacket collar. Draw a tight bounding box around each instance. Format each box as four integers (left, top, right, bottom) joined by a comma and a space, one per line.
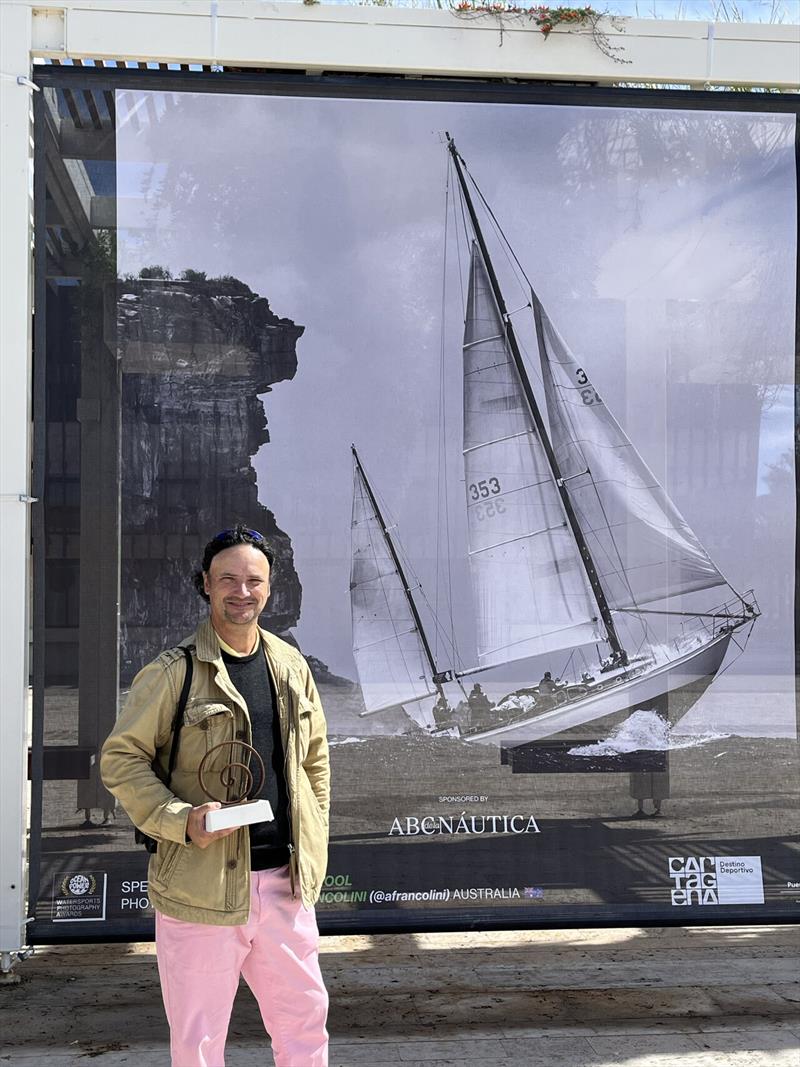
195, 617, 223, 663
194, 617, 292, 674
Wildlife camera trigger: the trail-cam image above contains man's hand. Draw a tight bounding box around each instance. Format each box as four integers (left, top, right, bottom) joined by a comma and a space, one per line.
186, 802, 238, 849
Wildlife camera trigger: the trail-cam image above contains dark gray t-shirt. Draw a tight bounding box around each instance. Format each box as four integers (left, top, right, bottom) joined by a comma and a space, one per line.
221, 646, 292, 868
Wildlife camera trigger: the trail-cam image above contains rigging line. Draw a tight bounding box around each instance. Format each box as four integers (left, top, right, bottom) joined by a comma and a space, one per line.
358, 473, 423, 698
452, 167, 545, 397
618, 607, 751, 621
389, 505, 464, 673
440, 191, 462, 673
464, 164, 534, 292
443, 165, 466, 671
414, 575, 467, 674
554, 371, 739, 609
435, 157, 450, 661
449, 157, 467, 317
550, 370, 640, 615
459, 159, 531, 303
481, 187, 534, 308
586, 466, 640, 612
453, 163, 474, 314
711, 618, 755, 681
559, 648, 576, 681
396, 554, 464, 675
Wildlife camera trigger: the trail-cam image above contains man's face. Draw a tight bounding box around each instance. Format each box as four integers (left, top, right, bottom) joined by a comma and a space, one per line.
203, 544, 271, 629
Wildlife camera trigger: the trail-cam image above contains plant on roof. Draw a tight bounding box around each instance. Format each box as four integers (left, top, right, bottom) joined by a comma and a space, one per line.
451, 4, 629, 62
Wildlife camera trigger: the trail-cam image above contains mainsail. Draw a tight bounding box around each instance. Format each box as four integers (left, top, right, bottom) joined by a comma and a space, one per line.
350, 460, 437, 713
534, 296, 726, 610
463, 245, 603, 669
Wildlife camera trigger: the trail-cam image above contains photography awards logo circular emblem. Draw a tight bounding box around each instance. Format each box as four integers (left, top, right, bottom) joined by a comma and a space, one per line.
61, 873, 96, 897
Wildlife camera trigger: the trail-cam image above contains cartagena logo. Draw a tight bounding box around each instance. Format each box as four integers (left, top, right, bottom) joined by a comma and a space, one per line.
668, 856, 764, 906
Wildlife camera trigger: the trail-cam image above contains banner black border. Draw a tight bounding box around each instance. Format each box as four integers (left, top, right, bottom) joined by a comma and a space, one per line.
30, 66, 800, 942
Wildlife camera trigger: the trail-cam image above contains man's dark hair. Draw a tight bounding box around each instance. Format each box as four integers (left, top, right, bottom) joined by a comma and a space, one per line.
193, 525, 276, 602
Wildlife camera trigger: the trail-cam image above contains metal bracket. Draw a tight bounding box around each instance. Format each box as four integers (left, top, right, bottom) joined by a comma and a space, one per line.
0, 947, 34, 983
0, 74, 40, 92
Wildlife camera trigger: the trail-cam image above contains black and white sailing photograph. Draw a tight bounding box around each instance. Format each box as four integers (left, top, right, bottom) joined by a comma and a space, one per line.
35, 81, 797, 934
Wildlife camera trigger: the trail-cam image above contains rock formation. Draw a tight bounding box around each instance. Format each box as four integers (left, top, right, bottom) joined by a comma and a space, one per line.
118, 273, 303, 679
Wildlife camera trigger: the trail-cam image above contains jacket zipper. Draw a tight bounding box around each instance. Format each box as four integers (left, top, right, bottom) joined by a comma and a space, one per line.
267, 658, 298, 900
282, 693, 299, 899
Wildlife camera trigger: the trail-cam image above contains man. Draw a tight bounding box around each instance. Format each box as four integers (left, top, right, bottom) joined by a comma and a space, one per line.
466, 682, 493, 733
538, 671, 556, 694
101, 525, 330, 1067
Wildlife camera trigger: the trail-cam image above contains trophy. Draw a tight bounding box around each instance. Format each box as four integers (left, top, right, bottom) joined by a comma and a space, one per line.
198, 741, 274, 832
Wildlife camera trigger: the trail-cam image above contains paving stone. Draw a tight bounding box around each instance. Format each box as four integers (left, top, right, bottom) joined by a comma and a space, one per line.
697, 1014, 800, 1032
328, 992, 421, 1035
4, 924, 799, 1066
398, 1061, 514, 1067
772, 983, 800, 1004
396, 1037, 508, 1061
586, 1017, 704, 1035
500, 1034, 605, 1063
327, 1041, 411, 1063
690, 1029, 800, 1053
557, 985, 722, 1020
710, 985, 800, 1015
499, 1021, 599, 1037
586, 1033, 703, 1058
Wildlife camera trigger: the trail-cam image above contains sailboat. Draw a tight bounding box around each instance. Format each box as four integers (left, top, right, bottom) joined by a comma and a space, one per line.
349, 135, 759, 746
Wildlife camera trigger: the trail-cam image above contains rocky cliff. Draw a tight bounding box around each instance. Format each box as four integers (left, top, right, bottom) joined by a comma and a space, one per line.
117, 274, 303, 679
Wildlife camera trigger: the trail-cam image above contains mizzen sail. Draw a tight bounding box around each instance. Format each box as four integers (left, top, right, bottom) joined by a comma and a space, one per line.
535, 296, 726, 610
350, 461, 437, 713
463, 245, 602, 668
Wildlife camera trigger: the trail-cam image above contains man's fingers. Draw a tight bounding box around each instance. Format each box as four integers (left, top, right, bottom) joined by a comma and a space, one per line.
187, 803, 241, 847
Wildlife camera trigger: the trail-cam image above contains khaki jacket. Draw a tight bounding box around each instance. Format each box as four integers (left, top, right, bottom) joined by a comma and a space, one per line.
100, 619, 329, 923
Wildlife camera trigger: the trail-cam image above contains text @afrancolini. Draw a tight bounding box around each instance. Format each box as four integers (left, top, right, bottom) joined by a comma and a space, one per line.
317, 877, 545, 905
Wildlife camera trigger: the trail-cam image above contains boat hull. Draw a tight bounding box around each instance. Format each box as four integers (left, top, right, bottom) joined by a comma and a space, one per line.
468, 632, 733, 745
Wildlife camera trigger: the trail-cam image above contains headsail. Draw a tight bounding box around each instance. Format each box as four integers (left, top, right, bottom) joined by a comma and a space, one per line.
534, 296, 726, 610
350, 460, 437, 714
463, 244, 603, 668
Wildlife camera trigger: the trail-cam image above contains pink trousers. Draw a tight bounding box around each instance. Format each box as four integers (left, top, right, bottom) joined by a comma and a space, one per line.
155, 867, 329, 1067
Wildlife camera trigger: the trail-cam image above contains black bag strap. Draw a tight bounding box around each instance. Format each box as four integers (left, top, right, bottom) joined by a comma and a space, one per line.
164, 646, 194, 786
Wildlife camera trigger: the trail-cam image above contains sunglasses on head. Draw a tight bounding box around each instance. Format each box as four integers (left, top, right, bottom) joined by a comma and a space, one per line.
213, 528, 265, 542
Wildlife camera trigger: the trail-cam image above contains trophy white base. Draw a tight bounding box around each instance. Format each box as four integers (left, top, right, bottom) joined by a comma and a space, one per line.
205, 799, 274, 832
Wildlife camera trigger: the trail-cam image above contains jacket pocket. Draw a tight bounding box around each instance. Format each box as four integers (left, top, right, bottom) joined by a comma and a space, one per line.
298, 772, 329, 900
296, 698, 315, 759
179, 700, 235, 765
183, 699, 235, 727
151, 840, 185, 889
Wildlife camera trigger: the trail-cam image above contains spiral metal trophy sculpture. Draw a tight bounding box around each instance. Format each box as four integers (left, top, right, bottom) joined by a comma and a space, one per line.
198, 741, 266, 806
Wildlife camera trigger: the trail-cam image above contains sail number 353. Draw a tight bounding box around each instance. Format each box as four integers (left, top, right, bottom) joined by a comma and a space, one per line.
469, 478, 501, 501
576, 367, 602, 406
468, 478, 505, 522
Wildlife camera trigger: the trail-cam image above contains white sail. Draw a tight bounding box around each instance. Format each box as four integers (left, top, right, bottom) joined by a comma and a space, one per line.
535, 296, 726, 610
350, 462, 436, 714
463, 245, 602, 669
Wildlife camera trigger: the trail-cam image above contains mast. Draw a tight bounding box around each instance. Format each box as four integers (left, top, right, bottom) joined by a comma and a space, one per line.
446, 134, 627, 663
351, 445, 450, 684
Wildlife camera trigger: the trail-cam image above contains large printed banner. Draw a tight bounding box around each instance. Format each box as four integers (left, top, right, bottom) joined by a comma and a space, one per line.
32, 73, 799, 939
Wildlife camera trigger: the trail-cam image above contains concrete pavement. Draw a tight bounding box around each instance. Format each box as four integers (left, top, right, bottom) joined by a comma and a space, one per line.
1, 923, 798, 1066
